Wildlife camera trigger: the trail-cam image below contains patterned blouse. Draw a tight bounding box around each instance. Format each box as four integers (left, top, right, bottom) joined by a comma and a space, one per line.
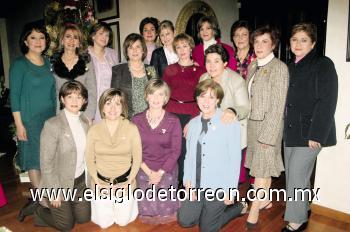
234, 49, 256, 79
131, 75, 148, 117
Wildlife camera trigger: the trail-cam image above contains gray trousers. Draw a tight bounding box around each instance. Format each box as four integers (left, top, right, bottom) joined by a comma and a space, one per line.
284, 146, 321, 224
35, 172, 91, 231
177, 196, 243, 232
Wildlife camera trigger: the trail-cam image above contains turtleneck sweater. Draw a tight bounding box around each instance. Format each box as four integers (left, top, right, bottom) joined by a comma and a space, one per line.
64, 109, 86, 178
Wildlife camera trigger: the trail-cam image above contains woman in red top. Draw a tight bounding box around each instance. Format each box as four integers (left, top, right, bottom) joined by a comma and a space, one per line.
162, 33, 205, 187
192, 16, 236, 71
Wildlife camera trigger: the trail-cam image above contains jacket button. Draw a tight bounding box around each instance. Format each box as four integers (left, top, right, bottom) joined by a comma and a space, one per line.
288, 103, 292, 107
203, 154, 205, 156
288, 124, 292, 128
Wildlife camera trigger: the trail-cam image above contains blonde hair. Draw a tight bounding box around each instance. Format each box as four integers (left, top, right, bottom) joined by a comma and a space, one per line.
58, 24, 84, 54
144, 79, 171, 106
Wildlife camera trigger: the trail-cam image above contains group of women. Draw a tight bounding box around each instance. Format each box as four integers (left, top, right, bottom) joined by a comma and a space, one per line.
9, 13, 337, 232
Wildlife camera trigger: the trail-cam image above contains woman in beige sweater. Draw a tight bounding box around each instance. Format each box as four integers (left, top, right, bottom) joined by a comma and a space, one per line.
85, 88, 142, 228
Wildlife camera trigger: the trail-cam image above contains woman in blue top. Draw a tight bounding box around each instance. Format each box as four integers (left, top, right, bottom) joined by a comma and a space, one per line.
177, 79, 248, 232
9, 21, 56, 221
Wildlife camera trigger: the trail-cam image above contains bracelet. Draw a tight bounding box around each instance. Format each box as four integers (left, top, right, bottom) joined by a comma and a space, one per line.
227, 107, 237, 115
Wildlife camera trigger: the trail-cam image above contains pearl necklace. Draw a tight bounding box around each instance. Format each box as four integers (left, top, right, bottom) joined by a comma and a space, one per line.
146, 110, 165, 129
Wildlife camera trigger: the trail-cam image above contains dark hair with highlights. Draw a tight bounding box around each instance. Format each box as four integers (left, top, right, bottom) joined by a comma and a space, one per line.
88, 21, 113, 47
99, 88, 128, 119
19, 21, 50, 55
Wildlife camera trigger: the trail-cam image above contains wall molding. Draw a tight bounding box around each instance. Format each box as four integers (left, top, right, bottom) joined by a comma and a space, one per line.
311, 203, 350, 223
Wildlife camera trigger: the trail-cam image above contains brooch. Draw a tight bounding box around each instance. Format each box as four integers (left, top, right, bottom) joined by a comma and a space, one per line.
161, 129, 166, 134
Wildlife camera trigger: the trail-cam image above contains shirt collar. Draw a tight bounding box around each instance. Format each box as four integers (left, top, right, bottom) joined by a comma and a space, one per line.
257, 52, 275, 67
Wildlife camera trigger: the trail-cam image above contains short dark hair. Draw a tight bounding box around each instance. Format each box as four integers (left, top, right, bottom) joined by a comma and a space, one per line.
139, 17, 159, 38
197, 15, 221, 41
230, 20, 252, 43
99, 88, 128, 119
123, 33, 147, 61
88, 21, 113, 47
291, 23, 317, 43
251, 25, 280, 48
59, 81, 88, 111
19, 21, 50, 55
205, 44, 229, 64
195, 79, 224, 107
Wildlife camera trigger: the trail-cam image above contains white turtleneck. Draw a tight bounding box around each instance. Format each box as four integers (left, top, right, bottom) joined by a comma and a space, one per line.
64, 109, 86, 178
257, 52, 275, 67
248, 52, 275, 102
203, 37, 217, 51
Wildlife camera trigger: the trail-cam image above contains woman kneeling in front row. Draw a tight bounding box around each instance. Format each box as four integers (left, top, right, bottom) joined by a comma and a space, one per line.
177, 79, 248, 232
35, 81, 91, 231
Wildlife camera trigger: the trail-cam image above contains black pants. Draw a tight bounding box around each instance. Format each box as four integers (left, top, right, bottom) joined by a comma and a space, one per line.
35, 172, 91, 231
174, 113, 192, 186
178, 196, 243, 232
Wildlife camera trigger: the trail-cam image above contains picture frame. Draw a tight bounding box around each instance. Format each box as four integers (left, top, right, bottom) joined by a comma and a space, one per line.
109, 21, 121, 63
93, 0, 119, 21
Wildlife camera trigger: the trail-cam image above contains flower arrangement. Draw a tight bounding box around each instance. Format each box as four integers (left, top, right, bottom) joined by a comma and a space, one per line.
44, 0, 97, 57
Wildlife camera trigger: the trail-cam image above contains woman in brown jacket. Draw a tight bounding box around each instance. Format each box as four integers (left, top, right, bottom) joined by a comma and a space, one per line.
245, 26, 289, 228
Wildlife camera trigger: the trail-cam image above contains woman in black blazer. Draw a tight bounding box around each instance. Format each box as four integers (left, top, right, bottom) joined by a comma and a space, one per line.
150, 20, 178, 78
282, 23, 338, 232
111, 33, 157, 118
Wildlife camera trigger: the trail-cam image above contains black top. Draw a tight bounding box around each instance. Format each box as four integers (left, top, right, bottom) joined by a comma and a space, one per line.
284, 49, 338, 147
150, 47, 168, 78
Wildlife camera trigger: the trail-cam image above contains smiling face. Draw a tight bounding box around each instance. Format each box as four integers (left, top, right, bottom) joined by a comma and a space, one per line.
127, 39, 143, 62
160, 28, 175, 48
61, 29, 80, 52
253, 33, 275, 59
205, 53, 227, 79
175, 39, 191, 61
290, 31, 315, 60
233, 27, 250, 50
146, 87, 167, 110
93, 28, 110, 48
103, 95, 122, 121
142, 23, 157, 43
197, 88, 219, 119
24, 30, 46, 54
61, 92, 85, 114
200, 22, 215, 42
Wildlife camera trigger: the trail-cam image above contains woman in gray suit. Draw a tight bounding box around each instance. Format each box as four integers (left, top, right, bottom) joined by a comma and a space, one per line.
35, 81, 91, 231
51, 24, 97, 121
244, 25, 289, 228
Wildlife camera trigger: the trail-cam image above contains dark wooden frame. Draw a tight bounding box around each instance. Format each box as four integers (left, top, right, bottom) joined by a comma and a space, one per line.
108, 21, 121, 63
93, 0, 119, 21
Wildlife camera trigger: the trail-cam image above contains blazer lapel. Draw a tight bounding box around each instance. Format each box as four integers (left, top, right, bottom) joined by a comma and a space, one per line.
59, 111, 76, 151
79, 113, 89, 134
246, 61, 258, 86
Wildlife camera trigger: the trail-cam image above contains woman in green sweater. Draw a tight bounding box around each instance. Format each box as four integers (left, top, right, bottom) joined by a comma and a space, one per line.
9, 21, 56, 221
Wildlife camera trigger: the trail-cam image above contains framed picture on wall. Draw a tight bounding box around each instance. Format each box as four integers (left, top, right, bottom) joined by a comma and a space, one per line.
109, 21, 121, 63
93, 0, 119, 20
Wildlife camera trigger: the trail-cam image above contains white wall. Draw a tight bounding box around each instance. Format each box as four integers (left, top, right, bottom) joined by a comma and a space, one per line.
313, 0, 350, 214
119, 0, 238, 60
